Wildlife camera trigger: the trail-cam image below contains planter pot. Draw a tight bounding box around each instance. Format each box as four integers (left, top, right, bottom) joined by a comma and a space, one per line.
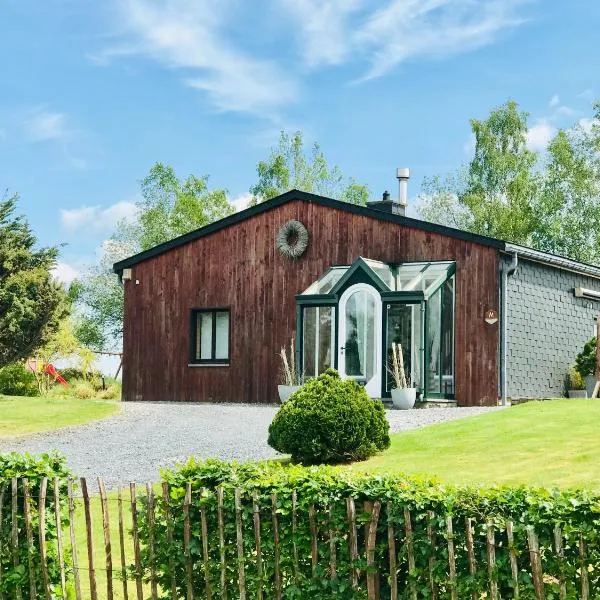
568, 389, 588, 398
278, 385, 301, 403
585, 375, 596, 398
391, 387, 417, 410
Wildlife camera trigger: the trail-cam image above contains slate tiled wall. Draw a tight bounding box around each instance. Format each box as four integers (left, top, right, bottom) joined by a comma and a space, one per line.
505, 256, 599, 398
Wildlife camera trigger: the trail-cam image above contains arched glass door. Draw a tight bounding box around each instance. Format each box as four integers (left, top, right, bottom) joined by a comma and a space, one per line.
338, 284, 382, 397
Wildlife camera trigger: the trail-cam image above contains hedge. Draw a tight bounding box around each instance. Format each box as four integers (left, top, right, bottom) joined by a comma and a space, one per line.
135, 459, 600, 599
0, 452, 72, 599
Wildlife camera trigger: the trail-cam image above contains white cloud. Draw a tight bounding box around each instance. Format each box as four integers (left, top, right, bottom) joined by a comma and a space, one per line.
97, 0, 530, 115
578, 117, 599, 135
280, 0, 364, 67
101, 0, 298, 115
578, 89, 595, 102
52, 262, 80, 285
463, 133, 476, 154
231, 192, 252, 211
61, 201, 138, 232
355, 0, 527, 80
526, 119, 556, 152
24, 108, 68, 142
549, 94, 560, 108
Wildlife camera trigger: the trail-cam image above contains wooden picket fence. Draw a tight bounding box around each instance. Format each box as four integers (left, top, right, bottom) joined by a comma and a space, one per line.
0, 476, 596, 599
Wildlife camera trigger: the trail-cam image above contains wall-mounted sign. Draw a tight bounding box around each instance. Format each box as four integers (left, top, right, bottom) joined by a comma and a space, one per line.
485, 309, 498, 325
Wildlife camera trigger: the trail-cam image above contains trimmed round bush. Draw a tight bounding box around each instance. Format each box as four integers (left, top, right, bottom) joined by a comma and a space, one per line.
268, 368, 390, 464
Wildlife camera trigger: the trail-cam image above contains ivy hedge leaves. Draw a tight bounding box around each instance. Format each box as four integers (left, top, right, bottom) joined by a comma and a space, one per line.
136, 459, 600, 599
268, 369, 390, 464
0, 452, 72, 599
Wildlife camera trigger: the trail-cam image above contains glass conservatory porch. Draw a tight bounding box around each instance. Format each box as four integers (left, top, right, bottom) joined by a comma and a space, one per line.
296, 257, 456, 400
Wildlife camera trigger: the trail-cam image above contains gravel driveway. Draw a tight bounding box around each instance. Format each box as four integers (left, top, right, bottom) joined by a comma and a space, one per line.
0, 402, 499, 488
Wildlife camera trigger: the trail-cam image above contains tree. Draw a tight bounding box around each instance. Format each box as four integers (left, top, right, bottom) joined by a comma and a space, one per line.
249, 131, 369, 205
420, 100, 539, 244
532, 107, 600, 263
0, 193, 66, 368
419, 99, 600, 264
75, 163, 234, 349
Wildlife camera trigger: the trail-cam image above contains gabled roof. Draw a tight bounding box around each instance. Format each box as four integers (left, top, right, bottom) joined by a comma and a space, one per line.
112, 189, 600, 280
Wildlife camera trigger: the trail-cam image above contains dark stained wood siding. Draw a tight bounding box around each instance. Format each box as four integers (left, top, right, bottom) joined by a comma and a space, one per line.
122, 198, 500, 406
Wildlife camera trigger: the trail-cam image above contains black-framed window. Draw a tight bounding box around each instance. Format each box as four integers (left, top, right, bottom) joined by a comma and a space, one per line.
190, 309, 230, 364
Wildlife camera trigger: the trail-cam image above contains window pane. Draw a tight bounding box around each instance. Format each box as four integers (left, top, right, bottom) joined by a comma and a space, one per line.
215, 312, 229, 360
302, 307, 317, 378
426, 290, 441, 394
385, 304, 413, 393
303, 306, 334, 378
441, 277, 454, 395
317, 307, 334, 374
199, 313, 213, 360
344, 291, 375, 379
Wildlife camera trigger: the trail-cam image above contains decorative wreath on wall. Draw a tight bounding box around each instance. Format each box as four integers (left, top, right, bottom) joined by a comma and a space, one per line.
276, 220, 309, 259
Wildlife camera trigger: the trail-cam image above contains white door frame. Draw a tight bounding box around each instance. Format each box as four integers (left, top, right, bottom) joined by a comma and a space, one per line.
338, 283, 382, 397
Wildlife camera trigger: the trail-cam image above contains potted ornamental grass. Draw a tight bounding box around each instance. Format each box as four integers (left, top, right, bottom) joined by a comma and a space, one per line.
388, 342, 416, 410
567, 368, 587, 398
278, 337, 303, 402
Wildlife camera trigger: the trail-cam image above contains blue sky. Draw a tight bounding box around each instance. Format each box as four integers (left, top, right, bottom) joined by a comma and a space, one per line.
1, 0, 599, 284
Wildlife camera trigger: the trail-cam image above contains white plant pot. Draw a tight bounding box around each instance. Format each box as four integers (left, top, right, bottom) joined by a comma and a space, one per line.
278, 385, 301, 403
391, 387, 416, 410
568, 389, 588, 399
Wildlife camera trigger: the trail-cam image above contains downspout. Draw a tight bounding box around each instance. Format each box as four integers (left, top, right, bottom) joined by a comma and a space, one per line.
500, 251, 518, 405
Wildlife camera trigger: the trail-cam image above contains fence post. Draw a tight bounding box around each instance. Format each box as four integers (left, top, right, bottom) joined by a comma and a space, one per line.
464, 517, 477, 600
553, 524, 566, 600
404, 508, 417, 600
98, 478, 114, 600
11, 478, 23, 600
130, 482, 144, 600
199, 488, 212, 600
68, 479, 82, 600
217, 486, 227, 600
308, 504, 318, 576
183, 482, 194, 600
252, 490, 263, 600
329, 506, 337, 580
53, 478, 67, 600
486, 521, 498, 600
81, 477, 98, 600
446, 516, 457, 600
427, 511, 438, 600
579, 535, 590, 600
146, 482, 158, 600
366, 501, 381, 600
291, 491, 300, 584
387, 503, 397, 600
505, 521, 520, 599
271, 494, 282, 600
22, 479, 37, 600
346, 497, 359, 589
234, 488, 247, 600
527, 526, 545, 600
117, 487, 130, 600
0, 484, 5, 600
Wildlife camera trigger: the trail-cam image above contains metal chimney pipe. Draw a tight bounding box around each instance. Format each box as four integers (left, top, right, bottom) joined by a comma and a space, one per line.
396, 167, 410, 207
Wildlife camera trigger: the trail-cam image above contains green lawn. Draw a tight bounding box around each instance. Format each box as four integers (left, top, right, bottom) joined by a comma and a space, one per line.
351, 400, 600, 488
0, 395, 120, 436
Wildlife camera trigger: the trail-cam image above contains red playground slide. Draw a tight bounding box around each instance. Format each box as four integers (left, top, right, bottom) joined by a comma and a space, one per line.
44, 363, 69, 386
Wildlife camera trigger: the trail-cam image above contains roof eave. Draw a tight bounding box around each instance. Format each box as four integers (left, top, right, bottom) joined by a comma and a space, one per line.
112, 189, 505, 274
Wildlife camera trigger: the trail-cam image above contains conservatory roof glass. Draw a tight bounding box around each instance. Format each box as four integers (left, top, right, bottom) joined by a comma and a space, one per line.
301, 258, 455, 297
